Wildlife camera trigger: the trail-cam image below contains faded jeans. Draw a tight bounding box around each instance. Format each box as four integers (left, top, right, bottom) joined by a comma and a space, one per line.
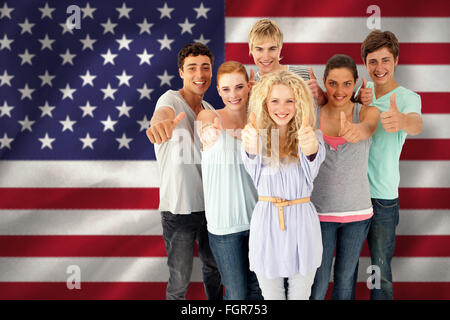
367, 198, 399, 300
208, 230, 263, 300
310, 218, 371, 300
161, 211, 223, 300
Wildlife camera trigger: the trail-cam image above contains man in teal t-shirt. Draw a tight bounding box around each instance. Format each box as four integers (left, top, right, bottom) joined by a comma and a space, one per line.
358, 30, 423, 300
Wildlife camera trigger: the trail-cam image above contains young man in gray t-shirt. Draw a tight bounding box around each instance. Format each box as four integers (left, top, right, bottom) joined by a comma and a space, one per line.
146, 43, 222, 300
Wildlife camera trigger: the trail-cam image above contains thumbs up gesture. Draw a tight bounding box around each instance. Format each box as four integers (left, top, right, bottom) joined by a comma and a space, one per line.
248, 68, 256, 91
306, 67, 320, 101
306, 67, 327, 106
146, 112, 186, 144
358, 78, 373, 105
339, 111, 362, 143
297, 112, 319, 156
200, 116, 222, 149
380, 93, 404, 133
242, 111, 260, 155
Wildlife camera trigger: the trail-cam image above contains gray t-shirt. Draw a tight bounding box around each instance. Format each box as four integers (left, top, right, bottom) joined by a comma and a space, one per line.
154, 90, 214, 214
311, 103, 373, 220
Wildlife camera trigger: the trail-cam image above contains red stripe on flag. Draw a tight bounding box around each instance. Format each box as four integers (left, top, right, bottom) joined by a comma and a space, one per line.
0, 188, 448, 210
0, 235, 447, 257
401, 140, 450, 160
360, 236, 450, 257
399, 188, 450, 209
225, 0, 450, 17
419, 93, 450, 114
0, 188, 159, 209
333, 282, 450, 300
0, 282, 205, 300
226, 43, 450, 65
0, 235, 168, 257
0, 282, 448, 300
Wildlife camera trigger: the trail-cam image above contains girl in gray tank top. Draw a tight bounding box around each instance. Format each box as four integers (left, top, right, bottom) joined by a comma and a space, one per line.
310, 54, 380, 300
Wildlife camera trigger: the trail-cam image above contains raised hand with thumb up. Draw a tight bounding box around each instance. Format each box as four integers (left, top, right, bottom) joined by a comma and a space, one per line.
357, 78, 373, 105
297, 112, 319, 156
305, 67, 320, 101
248, 68, 256, 91
380, 93, 404, 133
146, 111, 186, 144
306, 67, 327, 106
242, 111, 260, 155
339, 111, 362, 143
200, 116, 222, 150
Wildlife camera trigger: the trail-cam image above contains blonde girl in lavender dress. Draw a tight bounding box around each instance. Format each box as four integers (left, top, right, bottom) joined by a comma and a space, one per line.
241, 70, 325, 300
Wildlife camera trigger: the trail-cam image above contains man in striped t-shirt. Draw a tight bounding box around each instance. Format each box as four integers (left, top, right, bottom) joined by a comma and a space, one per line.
248, 18, 327, 106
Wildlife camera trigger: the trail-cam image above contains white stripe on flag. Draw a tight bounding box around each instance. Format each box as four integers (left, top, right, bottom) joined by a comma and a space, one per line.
397, 210, 450, 236
226, 17, 450, 43
0, 161, 160, 188
399, 161, 450, 188
0, 210, 162, 235
1, 160, 449, 188
412, 115, 450, 139
0, 209, 448, 236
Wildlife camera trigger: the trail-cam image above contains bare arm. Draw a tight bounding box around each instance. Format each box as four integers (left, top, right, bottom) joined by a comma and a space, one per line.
399, 112, 423, 136
306, 68, 327, 106
196, 109, 217, 136
196, 110, 222, 149
339, 105, 380, 143
146, 106, 185, 144
380, 93, 423, 135
357, 105, 381, 140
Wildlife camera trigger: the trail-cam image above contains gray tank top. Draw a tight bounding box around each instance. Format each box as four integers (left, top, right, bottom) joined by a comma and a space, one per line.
311, 103, 373, 217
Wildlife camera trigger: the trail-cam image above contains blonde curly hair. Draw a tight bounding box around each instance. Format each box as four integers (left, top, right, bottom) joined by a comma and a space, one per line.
248, 70, 316, 165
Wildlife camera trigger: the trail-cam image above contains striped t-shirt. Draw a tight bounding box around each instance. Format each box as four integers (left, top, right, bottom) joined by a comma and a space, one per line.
254, 65, 310, 82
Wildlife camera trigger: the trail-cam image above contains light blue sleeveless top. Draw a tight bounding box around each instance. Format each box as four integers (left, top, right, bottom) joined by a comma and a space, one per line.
201, 113, 258, 235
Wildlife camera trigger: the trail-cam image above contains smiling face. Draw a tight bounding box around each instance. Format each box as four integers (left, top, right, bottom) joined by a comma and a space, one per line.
324, 67, 357, 106
250, 38, 282, 75
365, 46, 398, 88
267, 84, 296, 129
179, 54, 212, 97
217, 72, 250, 112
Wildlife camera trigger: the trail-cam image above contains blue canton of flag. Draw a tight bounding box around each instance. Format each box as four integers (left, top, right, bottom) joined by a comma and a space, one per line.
0, 0, 225, 160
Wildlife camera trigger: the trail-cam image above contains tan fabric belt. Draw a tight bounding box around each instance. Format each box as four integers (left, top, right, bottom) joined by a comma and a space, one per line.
258, 196, 311, 231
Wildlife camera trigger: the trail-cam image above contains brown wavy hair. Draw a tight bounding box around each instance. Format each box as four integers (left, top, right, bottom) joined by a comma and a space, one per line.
177, 42, 214, 70
361, 30, 399, 64
248, 70, 316, 166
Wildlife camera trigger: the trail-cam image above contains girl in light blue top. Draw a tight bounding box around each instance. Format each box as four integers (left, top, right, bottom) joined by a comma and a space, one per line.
197, 61, 263, 300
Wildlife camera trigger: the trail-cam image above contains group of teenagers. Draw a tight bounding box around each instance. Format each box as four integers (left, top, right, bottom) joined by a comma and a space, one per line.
146, 19, 423, 300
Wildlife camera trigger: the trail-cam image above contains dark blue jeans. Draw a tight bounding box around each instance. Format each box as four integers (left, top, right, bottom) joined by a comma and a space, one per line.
161, 211, 223, 300
367, 198, 399, 300
310, 218, 371, 300
208, 230, 263, 300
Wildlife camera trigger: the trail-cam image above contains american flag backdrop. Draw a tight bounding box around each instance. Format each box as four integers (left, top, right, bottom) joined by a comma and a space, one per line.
0, 0, 448, 300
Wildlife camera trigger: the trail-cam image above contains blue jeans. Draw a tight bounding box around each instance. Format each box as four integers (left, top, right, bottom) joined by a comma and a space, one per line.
367, 198, 399, 300
310, 218, 371, 300
161, 211, 223, 300
208, 230, 263, 300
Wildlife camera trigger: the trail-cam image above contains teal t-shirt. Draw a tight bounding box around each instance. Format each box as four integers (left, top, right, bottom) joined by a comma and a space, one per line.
363, 82, 422, 199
